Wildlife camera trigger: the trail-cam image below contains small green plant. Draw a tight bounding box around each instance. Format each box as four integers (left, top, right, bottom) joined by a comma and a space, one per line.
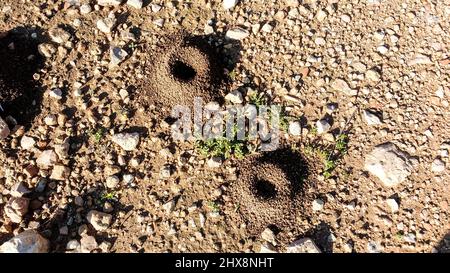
309, 126, 318, 136
335, 133, 349, 154
229, 69, 237, 81
207, 200, 221, 213
248, 92, 267, 108
92, 127, 106, 142
101, 191, 116, 201
195, 137, 248, 159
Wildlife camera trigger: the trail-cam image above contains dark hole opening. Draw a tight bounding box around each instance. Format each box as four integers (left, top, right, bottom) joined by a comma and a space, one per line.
254, 179, 277, 200
170, 60, 196, 81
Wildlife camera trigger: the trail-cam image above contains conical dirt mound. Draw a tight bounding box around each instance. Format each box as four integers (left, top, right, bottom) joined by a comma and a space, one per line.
230, 148, 315, 237
139, 32, 225, 113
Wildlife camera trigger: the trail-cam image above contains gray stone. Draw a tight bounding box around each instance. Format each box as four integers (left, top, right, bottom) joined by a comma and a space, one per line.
0, 230, 49, 253
20, 135, 35, 150
110, 47, 128, 66
97, 18, 116, 33
106, 175, 120, 189
86, 210, 112, 231
289, 121, 301, 136
126, 0, 143, 9
331, 79, 357, 96
50, 165, 71, 180
112, 132, 139, 151
286, 238, 321, 253
364, 143, 416, 187
431, 158, 445, 173
316, 119, 331, 134
223, 0, 238, 10
10, 182, 31, 197
207, 157, 223, 168
363, 109, 382, 125
4, 197, 29, 223
49, 28, 71, 44
226, 27, 250, 40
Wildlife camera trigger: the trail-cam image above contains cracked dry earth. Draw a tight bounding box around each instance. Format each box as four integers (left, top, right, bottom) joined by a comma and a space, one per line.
0, 0, 449, 253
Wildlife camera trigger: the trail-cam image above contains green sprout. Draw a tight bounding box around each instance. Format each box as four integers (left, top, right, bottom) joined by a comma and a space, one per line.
92, 127, 106, 142
207, 200, 221, 213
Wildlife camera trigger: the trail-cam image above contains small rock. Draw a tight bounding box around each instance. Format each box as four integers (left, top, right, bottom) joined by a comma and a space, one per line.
80, 4, 92, 14
112, 132, 140, 151
225, 90, 243, 104
49, 28, 71, 44
363, 109, 382, 125
97, 0, 122, 6
386, 198, 399, 213
226, 27, 250, 40
10, 182, 31, 197
38, 43, 56, 58
106, 175, 120, 188
35, 178, 47, 193
207, 157, 223, 168
407, 53, 433, 66
4, 197, 29, 223
366, 69, 381, 82
0, 230, 49, 253
377, 45, 388, 55
364, 143, 415, 187
316, 9, 327, 22
431, 158, 445, 173
404, 233, 416, 243
331, 79, 357, 96
54, 139, 70, 159
150, 3, 162, 12
289, 121, 301, 136
367, 241, 381, 253
126, 0, 143, 9
259, 242, 278, 253
160, 165, 172, 178
66, 240, 81, 251
223, 0, 237, 10
286, 238, 321, 253
20, 135, 35, 150
44, 114, 57, 126
24, 164, 39, 177
110, 47, 128, 66
316, 120, 331, 134
97, 18, 116, 33
123, 174, 134, 185
50, 165, 71, 180
163, 199, 176, 214
49, 88, 63, 100
36, 150, 59, 168
261, 23, 274, 33
86, 210, 112, 231
312, 198, 324, 211
80, 235, 98, 253
0, 117, 10, 139
261, 228, 277, 246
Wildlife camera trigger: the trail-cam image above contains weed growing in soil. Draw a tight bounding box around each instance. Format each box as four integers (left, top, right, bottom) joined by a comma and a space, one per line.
195, 137, 248, 159
248, 92, 267, 108
92, 127, 107, 143
207, 200, 221, 213
303, 133, 349, 179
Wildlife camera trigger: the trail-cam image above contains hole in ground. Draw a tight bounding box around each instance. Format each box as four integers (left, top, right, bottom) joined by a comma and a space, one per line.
254, 179, 277, 200
170, 60, 196, 81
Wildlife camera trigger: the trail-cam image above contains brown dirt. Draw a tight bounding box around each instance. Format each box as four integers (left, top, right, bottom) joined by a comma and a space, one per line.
138, 32, 226, 115
230, 148, 316, 241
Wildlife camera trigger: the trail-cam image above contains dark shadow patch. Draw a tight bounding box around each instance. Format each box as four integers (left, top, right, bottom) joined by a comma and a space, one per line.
436, 231, 450, 253
0, 26, 45, 127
